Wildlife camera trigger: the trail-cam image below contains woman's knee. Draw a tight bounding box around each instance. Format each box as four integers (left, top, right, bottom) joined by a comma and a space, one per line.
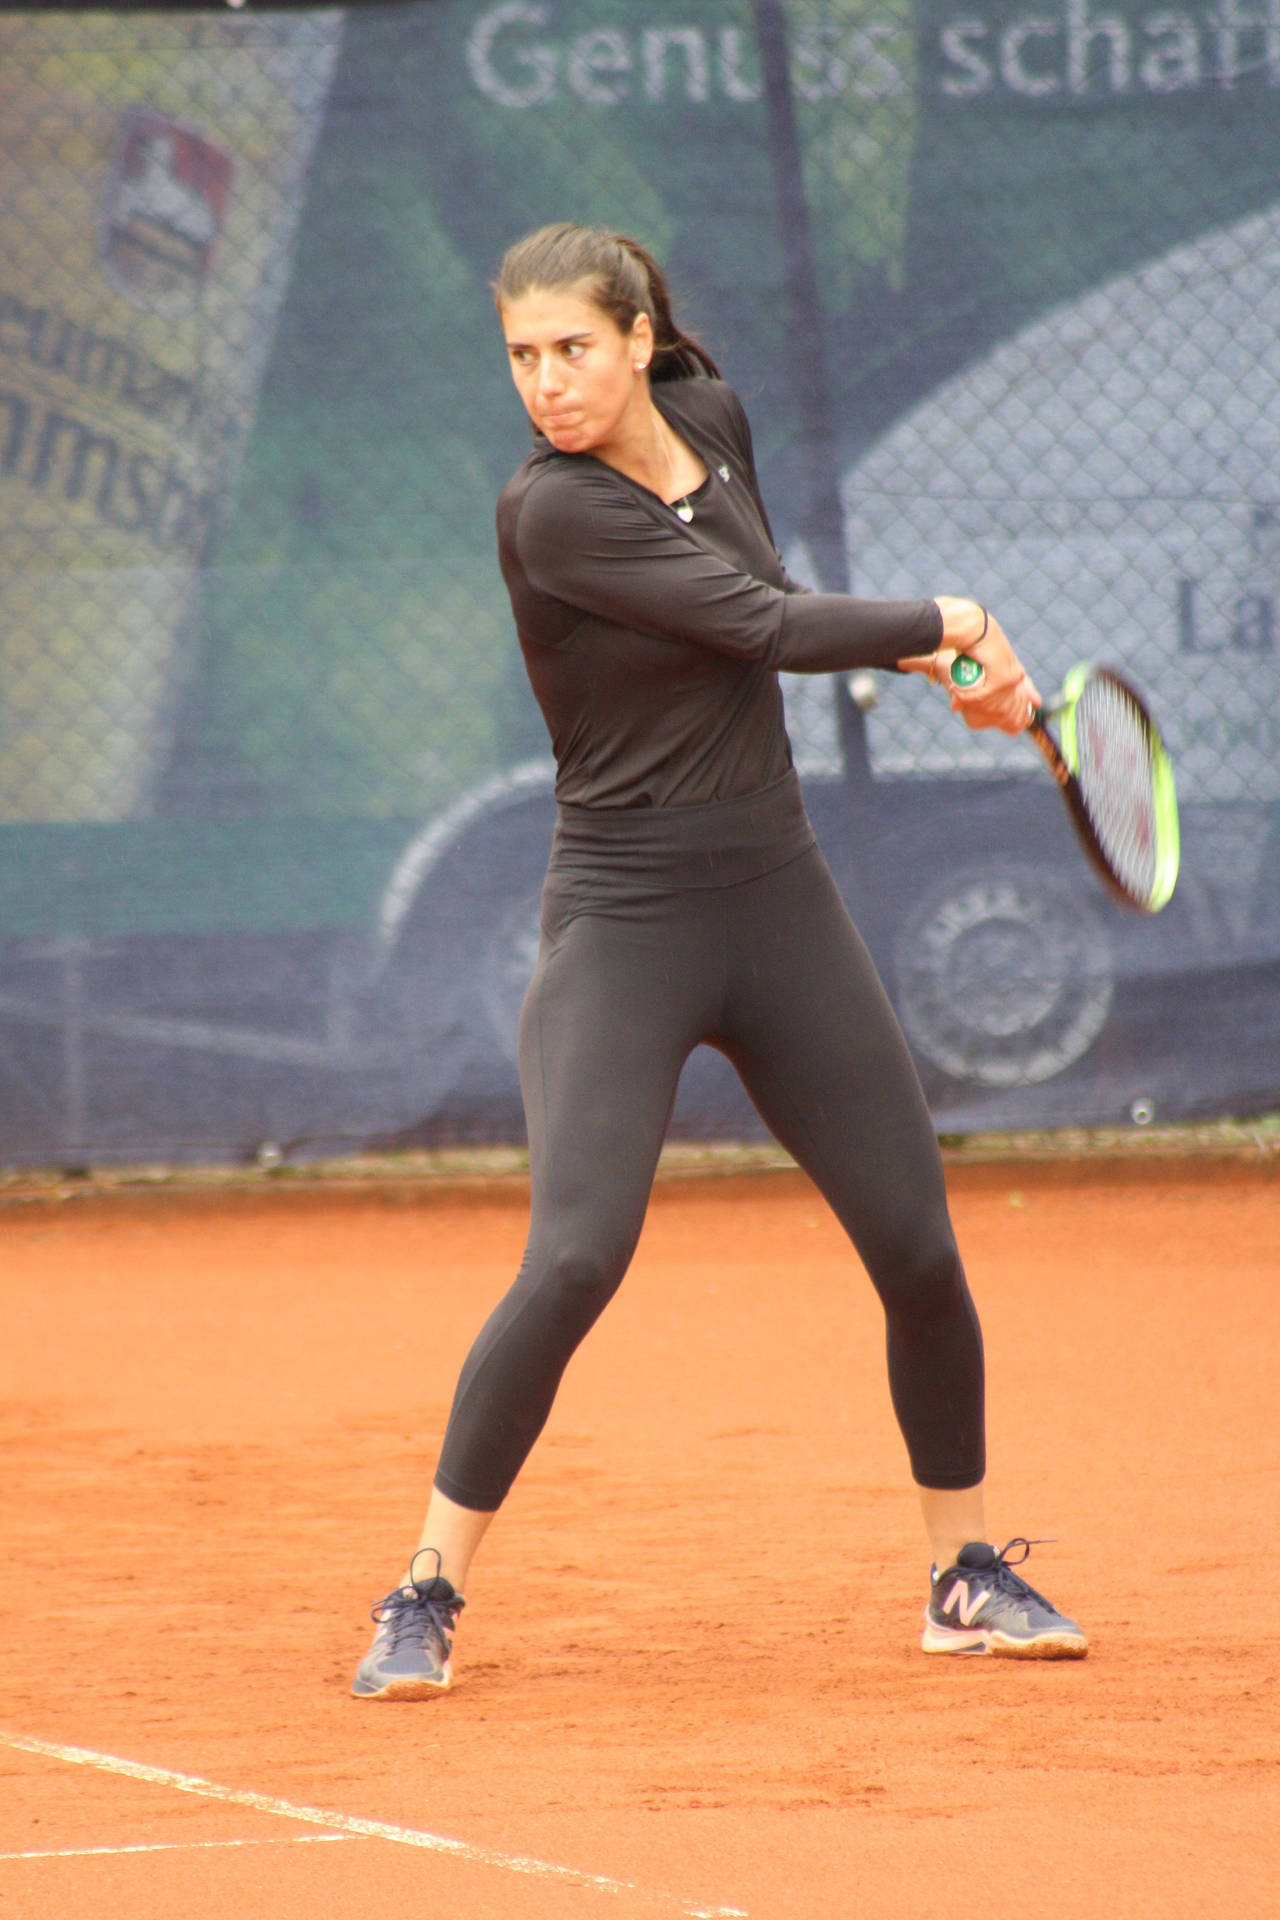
867, 1216, 967, 1320
518, 1233, 632, 1337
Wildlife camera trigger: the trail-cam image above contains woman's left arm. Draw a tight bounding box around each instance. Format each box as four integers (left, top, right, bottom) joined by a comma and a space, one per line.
899, 597, 1041, 737
512, 468, 945, 673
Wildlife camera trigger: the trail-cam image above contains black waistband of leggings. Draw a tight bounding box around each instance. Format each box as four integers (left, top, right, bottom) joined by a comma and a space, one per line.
549, 770, 816, 890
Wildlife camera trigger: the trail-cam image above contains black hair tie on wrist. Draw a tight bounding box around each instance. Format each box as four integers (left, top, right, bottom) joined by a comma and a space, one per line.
938, 603, 989, 685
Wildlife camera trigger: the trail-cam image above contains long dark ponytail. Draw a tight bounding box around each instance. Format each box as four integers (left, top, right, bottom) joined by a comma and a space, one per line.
493, 223, 720, 382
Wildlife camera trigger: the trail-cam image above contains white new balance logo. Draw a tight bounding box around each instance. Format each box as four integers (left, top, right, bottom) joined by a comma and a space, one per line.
941, 1577, 987, 1627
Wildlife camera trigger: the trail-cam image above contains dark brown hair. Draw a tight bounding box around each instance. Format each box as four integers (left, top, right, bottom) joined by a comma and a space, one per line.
493, 223, 720, 381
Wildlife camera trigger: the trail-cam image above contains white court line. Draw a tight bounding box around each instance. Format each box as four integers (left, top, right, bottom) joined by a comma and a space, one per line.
1, 1732, 748, 1918
2, 1834, 356, 1861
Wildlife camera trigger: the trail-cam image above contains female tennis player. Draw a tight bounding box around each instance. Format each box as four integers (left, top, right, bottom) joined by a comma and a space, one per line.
352, 223, 1087, 1698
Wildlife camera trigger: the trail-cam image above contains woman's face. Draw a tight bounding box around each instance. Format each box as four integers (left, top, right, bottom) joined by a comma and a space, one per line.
500, 282, 652, 457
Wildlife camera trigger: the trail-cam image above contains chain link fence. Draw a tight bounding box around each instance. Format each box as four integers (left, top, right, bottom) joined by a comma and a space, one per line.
1, 0, 1277, 1163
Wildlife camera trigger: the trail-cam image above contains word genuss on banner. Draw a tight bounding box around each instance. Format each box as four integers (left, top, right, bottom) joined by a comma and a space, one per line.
468, 0, 1280, 109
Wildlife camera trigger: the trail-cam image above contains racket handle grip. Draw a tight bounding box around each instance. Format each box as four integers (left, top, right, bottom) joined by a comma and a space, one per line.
951, 651, 1045, 730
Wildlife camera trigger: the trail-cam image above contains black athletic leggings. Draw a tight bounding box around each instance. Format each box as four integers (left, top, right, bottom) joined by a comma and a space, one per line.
434, 773, 985, 1509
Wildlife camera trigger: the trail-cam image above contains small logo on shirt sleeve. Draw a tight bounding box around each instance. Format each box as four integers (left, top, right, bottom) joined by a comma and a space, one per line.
717, 464, 731, 483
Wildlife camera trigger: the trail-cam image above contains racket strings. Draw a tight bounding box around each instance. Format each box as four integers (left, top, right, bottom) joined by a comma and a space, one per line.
1072, 679, 1160, 901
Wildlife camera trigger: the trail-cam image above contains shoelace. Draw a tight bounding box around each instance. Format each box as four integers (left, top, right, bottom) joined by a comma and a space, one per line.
988, 1537, 1060, 1612
370, 1549, 464, 1653
370, 1581, 461, 1653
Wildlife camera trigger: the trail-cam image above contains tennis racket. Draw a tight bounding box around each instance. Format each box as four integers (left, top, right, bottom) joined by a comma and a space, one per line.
949, 656, 1180, 913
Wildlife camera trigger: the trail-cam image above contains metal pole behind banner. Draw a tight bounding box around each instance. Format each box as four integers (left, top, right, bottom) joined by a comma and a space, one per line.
752, 0, 873, 790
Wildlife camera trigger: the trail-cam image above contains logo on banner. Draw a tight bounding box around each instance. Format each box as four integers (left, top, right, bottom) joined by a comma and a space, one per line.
99, 109, 234, 314
465, 1, 1280, 110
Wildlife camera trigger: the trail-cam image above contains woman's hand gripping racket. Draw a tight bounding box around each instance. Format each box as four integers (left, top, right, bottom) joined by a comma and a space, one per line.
950, 655, 1180, 913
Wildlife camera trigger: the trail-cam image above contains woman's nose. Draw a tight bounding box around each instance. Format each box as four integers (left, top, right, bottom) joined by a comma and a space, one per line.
536, 354, 565, 395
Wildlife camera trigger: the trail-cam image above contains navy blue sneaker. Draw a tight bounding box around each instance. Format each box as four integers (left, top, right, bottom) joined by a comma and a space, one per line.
922, 1538, 1087, 1659
351, 1549, 465, 1699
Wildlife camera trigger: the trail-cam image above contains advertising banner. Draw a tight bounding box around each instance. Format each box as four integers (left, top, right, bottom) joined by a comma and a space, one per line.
0, 10, 343, 820
0, 1, 1275, 1164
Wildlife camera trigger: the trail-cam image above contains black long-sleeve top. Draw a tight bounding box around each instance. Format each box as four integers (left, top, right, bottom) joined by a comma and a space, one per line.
496, 377, 943, 808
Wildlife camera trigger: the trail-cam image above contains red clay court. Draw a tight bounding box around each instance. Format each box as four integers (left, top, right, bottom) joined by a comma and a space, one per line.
2, 1147, 1277, 1919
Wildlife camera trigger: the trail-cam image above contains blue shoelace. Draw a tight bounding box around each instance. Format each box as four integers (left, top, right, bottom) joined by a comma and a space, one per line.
986, 1537, 1060, 1612
370, 1549, 464, 1652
